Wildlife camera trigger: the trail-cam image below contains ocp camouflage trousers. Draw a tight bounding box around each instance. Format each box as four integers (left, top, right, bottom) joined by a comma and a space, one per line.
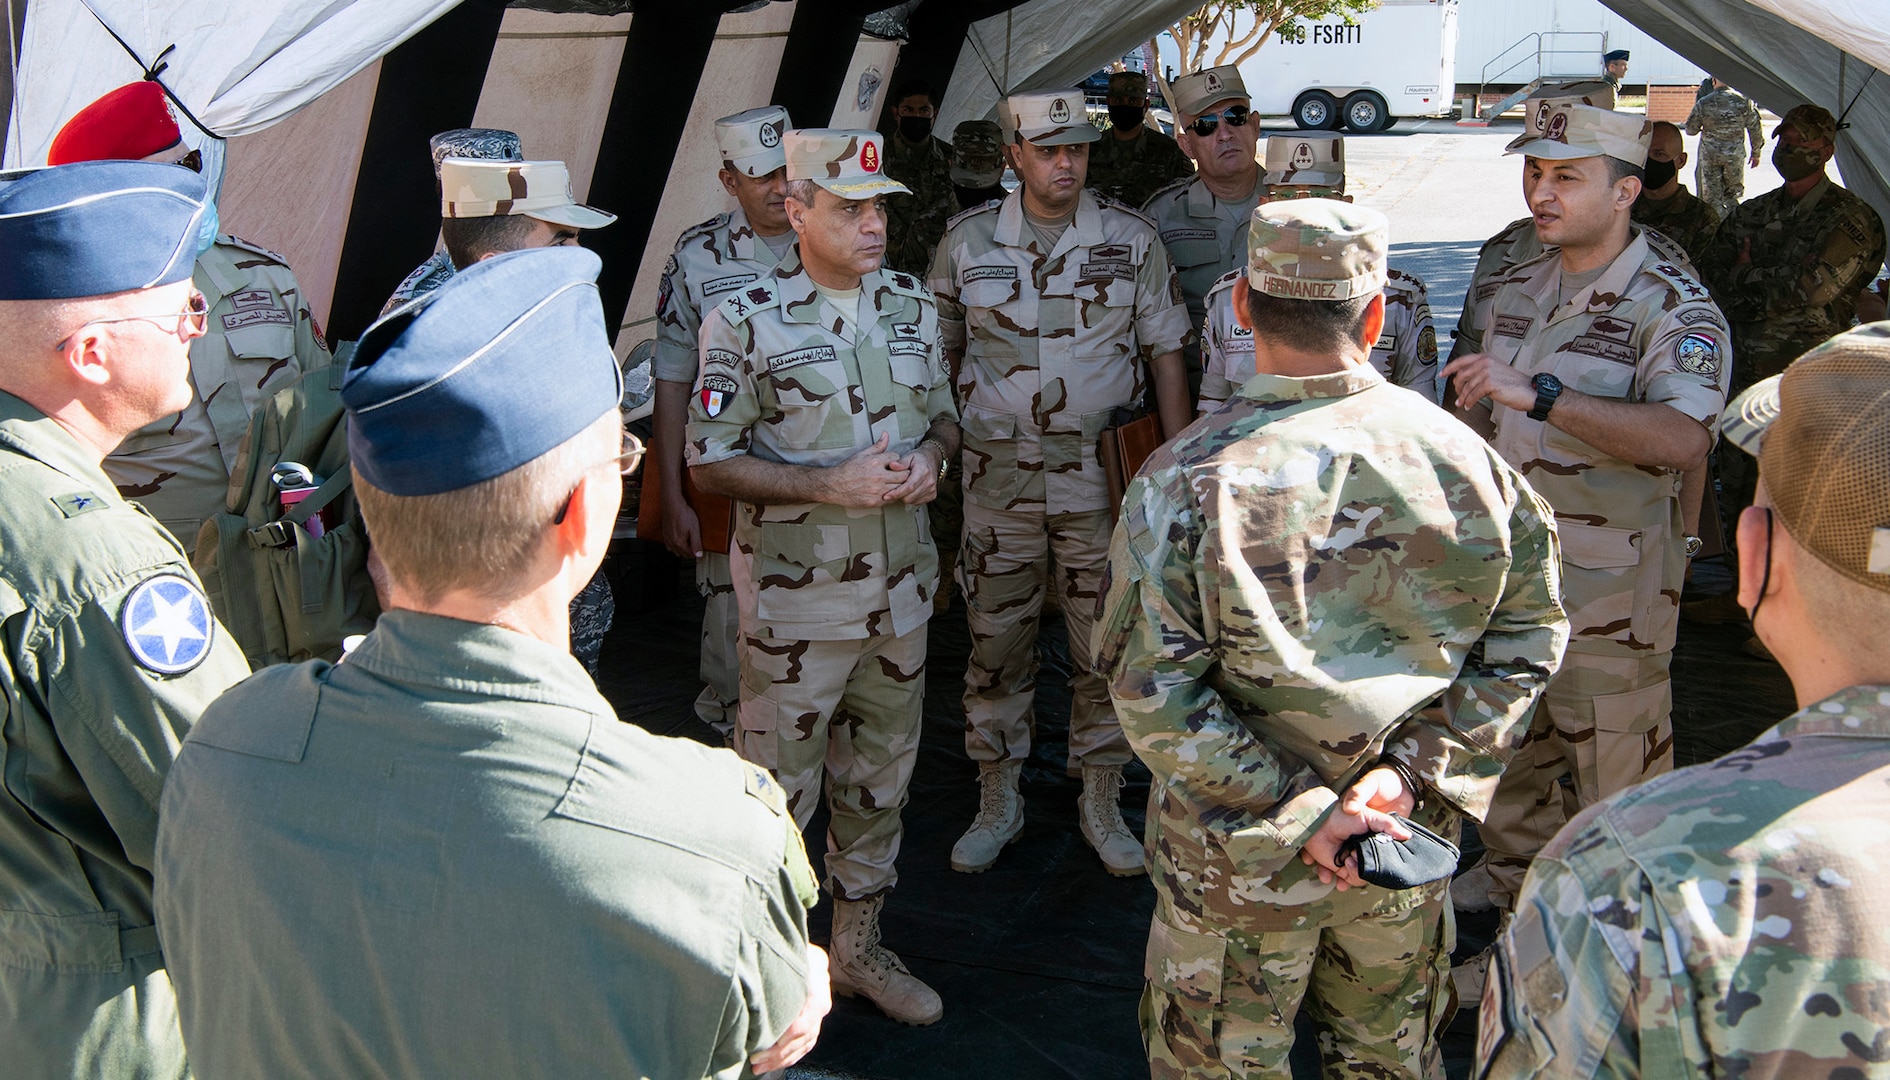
1695, 146, 1745, 220
735, 626, 927, 902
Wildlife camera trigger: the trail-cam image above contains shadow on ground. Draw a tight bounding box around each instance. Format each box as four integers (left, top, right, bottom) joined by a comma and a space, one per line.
595, 546, 1793, 1080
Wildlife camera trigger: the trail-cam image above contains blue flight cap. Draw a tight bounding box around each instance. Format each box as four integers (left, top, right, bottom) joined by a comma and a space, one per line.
0, 161, 207, 301
343, 246, 624, 497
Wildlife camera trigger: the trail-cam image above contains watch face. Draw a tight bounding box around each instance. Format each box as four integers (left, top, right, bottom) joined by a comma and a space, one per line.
1533, 373, 1563, 394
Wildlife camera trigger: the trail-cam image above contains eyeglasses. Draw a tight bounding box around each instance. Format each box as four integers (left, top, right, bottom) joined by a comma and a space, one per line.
55, 291, 210, 351
553, 431, 646, 525
1188, 105, 1252, 137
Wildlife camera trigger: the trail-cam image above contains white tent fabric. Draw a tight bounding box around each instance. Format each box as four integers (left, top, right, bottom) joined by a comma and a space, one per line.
937, 0, 1201, 131
5, 0, 464, 167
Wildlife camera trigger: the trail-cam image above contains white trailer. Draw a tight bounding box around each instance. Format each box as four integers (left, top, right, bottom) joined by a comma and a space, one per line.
1237, 0, 1459, 132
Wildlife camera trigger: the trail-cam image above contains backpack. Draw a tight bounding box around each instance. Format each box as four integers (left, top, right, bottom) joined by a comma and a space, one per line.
192, 344, 379, 666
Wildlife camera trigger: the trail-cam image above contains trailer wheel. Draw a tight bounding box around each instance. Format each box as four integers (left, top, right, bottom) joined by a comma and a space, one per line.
1342, 91, 1391, 132
1292, 91, 1341, 131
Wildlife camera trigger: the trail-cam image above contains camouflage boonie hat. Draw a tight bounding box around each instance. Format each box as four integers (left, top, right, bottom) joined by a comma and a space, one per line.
1264, 133, 1345, 190
1171, 65, 1248, 119
428, 128, 522, 178
1247, 198, 1388, 301
1503, 82, 1616, 151
1005, 90, 1101, 146
783, 129, 910, 199
951, 120, 1004, 186
1108, 71, 1149, 101
439, 158, 617, 229
1719, 323, 1890, 592
1510, 103, 1650, 166
1775, 103, 1838, 144
716, 105, 791, 178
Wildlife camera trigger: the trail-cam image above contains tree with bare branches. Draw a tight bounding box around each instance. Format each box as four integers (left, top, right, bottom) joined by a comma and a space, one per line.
1161, 0, 1380, 76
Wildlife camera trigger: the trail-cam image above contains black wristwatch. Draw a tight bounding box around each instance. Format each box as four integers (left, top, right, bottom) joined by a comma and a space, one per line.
1527, 373, 1564, 422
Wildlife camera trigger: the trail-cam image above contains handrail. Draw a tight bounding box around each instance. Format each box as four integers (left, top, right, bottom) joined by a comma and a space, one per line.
1474, 31, 1609, 118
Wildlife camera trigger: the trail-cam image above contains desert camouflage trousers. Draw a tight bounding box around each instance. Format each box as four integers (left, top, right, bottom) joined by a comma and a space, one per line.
1695, 141, 1746, 220
960, 501, 1129, 769
695, 551, 740, 738
1143, 892, 1454, 1078
734, 625, 927, 902
1480, 647, 1674, 911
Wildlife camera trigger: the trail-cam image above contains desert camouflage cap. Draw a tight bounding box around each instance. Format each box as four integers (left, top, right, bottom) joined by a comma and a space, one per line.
1264, 133, 1345, 190
1108, 70, 1149, 100
1005, 90, 1101, 146
1775, 103, 1838, 144
1504, 82, 1616, 151
1510, 102, 1650, 166
1171, 65, 1248, 119
716, 105, 791, 178
951, 120, 1005, 186
439, 158, 617, 229
783, 128, 910, 199
1247, 198, 1387, 301
1719, 322, 1890, 592
428, 129, 521, 178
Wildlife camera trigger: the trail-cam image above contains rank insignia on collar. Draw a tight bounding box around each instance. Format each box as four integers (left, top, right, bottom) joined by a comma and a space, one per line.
120, 573, 215, 675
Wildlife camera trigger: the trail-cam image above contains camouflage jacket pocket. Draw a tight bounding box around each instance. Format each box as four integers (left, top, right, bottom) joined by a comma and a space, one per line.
960, 403, 1030, 505
765, 358, 854, 450
754, 520, 854, 620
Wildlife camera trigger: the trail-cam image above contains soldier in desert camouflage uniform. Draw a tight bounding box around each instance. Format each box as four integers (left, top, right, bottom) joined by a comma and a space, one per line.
1443, 107, 1732, 972
1632, 121, 1720, 263
1201, 134, 1440, 407
884, 78, 957, 277
929, 89, 1191, 879
380, 128, 524, 317
47, 82, 332, 554
1482, 323, 1890, 1079
689, 128, 959, 1028
1087, 70, 1194, 210
652, 106, 796, 735
1098, 200, 1567, 1079
1684, 78, 1765, 219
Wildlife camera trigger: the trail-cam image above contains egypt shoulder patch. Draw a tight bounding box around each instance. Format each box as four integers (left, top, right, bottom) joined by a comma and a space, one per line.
120, 573, 215, 675
699, 372, 740, 418
1676, 333, 1721, 375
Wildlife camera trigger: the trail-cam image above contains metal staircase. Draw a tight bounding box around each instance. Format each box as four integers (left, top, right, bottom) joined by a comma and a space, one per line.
1459, 30, 1608, 125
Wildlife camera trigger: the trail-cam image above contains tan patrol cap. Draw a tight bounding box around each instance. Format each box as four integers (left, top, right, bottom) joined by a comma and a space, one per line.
1247, 198, 1387, 301
439, 158, 617, 228
1719, 322, 1890, 592
1171, 65, 1248, 119
1004, 90, 1101, 146
1264, 133, 1345, 190
716, 106, 791, 178
783, 129, 910, 199
1510, 103, 1650, 166
1504, 81, 1616, 152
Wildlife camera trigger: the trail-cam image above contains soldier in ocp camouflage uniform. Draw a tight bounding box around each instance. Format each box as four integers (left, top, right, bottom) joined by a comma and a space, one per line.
929, 89, 1192, 879
950, 119, 1008, 210
1202, 134, 1440, 407
1684, 78, 1765, 219
652, 106, 795, 734
1482, 324, 1890, 1079
47, 81, 333, 555
1632, 121, 1720, 263
884, 78, 957, 277
1086, 70, 1195, 210
1444, 106, 1732, 959
1098, 200, 1567, 1079
689, 128, 959, 1027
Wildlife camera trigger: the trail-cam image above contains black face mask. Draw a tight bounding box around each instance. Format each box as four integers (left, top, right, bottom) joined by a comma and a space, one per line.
1641, 156, 1678, 191
1773, 142, 1823, 182
898, 115, 933, 143
1108, 104, 1146, 131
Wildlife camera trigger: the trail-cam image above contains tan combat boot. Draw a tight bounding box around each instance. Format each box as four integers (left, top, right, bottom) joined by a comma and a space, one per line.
1078, 764, 1145, 877
949, 759, 1023, 873
829, 895, 945, 1026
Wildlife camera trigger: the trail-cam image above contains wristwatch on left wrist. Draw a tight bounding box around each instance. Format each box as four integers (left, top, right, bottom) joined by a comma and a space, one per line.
919, 437, 949, 479
1527, 373, 1564, 422
1685, 534, 1704, 558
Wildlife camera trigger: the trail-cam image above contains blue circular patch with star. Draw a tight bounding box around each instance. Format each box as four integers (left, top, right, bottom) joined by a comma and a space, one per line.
119, 573, 215, 675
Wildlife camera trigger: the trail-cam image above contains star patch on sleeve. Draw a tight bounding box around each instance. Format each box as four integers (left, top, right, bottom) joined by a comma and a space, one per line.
119, 573, 216, 675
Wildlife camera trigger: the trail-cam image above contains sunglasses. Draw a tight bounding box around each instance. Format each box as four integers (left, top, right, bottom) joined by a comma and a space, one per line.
55, 291, 209, 350
1188, 105, 1252, 137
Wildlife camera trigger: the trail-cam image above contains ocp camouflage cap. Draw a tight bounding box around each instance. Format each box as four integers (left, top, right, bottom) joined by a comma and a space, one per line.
951, 120, 1004, 187
428, 129, 521, 178
439, 158, 617, 229
1719, 322, 1890, 592
1503, 82, 1616, 152
1510, 102, 1650, 166
1775, 103, 1838, 144
783, 129, 910, 199
1264, 133, 1345, 190
1171, 65, 1248, 119
716, 105, 791, 178
1247, 198, 1387, 301
1005, 90, 1101, 146
1108, 71, 1149, 100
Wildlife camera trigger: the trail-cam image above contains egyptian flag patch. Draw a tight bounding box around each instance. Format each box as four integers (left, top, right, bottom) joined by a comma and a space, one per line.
700, 373, 739, 418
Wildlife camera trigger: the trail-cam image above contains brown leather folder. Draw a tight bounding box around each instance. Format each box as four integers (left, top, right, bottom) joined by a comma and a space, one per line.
637, 463, 734, 556
1098, 409, 1163, 520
